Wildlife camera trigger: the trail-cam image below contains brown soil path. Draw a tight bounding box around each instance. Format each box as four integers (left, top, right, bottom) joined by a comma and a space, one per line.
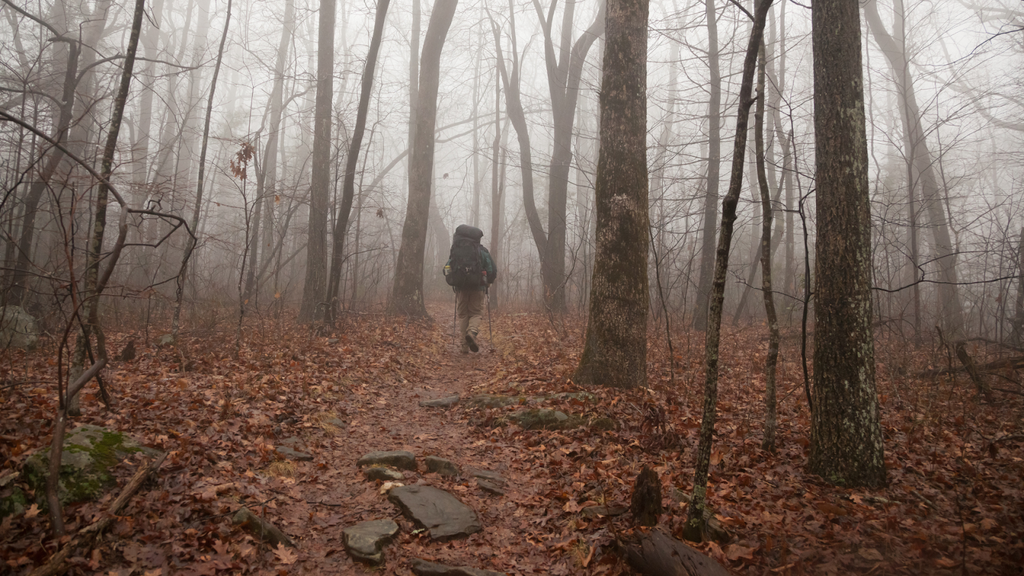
273, 317, 573, 574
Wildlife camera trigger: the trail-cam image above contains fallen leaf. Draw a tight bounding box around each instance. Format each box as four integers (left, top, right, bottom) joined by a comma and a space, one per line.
274, 544, 297, 565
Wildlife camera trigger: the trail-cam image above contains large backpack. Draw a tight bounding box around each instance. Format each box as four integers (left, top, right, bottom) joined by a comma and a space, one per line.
446, 224, 484, 288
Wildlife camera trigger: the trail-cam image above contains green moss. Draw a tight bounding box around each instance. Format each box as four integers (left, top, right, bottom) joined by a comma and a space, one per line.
0, 486, 28, 518
21, 426, 151, 509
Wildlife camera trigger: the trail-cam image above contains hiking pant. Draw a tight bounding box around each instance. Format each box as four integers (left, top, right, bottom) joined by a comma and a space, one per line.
456, 288, 486, 345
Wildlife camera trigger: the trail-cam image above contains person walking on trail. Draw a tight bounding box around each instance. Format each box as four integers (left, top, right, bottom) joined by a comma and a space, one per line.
443, 224, 497, 353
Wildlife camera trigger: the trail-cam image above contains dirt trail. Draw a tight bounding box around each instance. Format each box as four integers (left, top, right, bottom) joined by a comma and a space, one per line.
283, 334, 544, 574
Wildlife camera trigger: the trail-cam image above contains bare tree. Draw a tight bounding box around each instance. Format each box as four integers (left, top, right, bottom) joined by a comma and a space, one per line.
324, 0, 390, 324
390, 0, 458, 316
298, 0, 336, 322
685, 0, 772, 542
573, 0, 648, 389
692, 0, 723, 331
809, 0, 886, 488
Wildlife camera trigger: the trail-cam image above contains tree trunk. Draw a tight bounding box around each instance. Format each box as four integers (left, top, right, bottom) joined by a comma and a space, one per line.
532, 0, 605, 313
755, 38, 780, 453
298, 0, 336, 323
572, 0, 648, 390
173, 0, 232, 334
809, 0, 886, 489
863, 0, 964, 340
389, 0, 458, 316
326, 0, 391, 323
685, 0, 772, 542
491, 4, 544, 290
692, 0, 722, 331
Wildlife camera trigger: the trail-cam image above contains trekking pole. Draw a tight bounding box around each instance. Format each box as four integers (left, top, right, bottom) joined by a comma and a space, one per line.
487, 291, 494, 351
452, 289, 457, 348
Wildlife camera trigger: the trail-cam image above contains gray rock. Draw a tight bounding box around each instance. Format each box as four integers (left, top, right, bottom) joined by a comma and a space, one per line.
410, 558, 508, 576
469, 470, 507, 496
466, 394, 516, 409
357, 450, 417, 471
509, 408, 571, 430
389, 485, 482, 541
274, 446, 313, 461
156, 333, 175, 347
476, 478, 505, 496
343, 519, 398, 565
419, 395, 460, 408
0, 306, 39, 349
364, 466, 405, 481
21, 425, 162, 508
424, 456, 460, 477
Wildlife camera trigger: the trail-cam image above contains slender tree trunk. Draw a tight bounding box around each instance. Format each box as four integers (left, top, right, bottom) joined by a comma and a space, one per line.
326, 0, 391, 323
532, 0, 605, 313
692, 0, 722, 331
809, 0, 886, 489
755, 38, 779, 453
864, 0, 964, 340
573, 0, 648, 389
389, 0, 458, 316
685, 0, 772, 542
491, 3, 544, 281
173, 0, 232, 334
298, 0, 336, 322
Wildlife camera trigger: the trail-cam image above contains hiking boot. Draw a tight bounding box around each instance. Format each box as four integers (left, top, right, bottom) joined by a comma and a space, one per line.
465, 332, 479, 353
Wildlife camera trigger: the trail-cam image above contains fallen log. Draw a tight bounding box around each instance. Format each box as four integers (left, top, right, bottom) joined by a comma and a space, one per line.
29, 452, 167, 576
233, 506, 296, 548
625, 529, 732, 576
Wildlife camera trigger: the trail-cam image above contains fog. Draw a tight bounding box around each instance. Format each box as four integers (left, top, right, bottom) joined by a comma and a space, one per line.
0, 0, 1021, 339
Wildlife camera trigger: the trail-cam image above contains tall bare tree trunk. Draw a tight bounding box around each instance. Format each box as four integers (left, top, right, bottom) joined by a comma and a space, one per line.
574, 0, 648, 389
685, 0, 772, 542
809, 0, 886, 489
692, 0, 722, 331
864, 0, 964, 340
390, 0, 458, 316
298, 0, 336, 322
326, 0, 391, 323
532, 0, 605, 313
172, 0, 232, 334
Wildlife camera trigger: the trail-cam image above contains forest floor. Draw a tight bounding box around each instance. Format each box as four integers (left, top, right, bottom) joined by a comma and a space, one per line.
1, 303, 1022, 575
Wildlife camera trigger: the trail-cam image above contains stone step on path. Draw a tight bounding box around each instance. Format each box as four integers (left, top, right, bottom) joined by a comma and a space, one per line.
347, 448, 507, 574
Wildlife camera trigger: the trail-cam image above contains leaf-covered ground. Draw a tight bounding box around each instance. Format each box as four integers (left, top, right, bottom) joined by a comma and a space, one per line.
1, 305, 1022, 575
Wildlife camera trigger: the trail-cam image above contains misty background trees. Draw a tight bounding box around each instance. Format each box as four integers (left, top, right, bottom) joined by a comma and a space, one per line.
1, 0, 1022, 356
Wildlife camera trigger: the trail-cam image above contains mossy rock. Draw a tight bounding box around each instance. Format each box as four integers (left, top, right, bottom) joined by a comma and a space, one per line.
466, 394, 517, 409
21, 425, 161, 509
508, 408, 584, 431
0, 485, 28, 519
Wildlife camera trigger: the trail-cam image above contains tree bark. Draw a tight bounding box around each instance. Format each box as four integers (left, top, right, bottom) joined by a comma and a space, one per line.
692, 0, 722, 331
389, 0, 458, 316
298, 0, 336, 322
863, 0, 965, 340
755, 38, 780, 453
809, 0, 886, 488
172, 0, 232, 334
572, 0, 648, 389
532, 0, 605, 313
685, 0, 772, 542
326, 0, 390, 323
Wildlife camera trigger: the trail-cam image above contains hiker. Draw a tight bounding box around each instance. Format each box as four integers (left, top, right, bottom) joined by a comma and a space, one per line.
443, 224, 497, 353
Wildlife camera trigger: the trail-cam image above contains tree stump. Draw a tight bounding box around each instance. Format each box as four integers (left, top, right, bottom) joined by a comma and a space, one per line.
630, 466, 662, 526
